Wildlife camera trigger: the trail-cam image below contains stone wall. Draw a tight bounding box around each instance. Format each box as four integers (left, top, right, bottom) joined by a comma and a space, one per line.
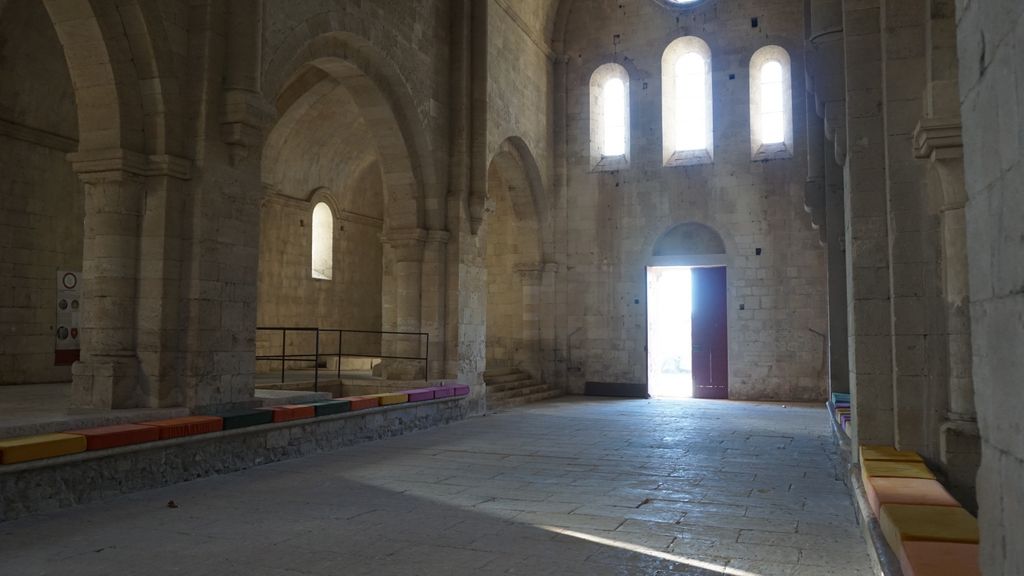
957, 0, 1024, 573
257, 163, 384, 369
0, 0, 82, 385
559, 0, 828, 401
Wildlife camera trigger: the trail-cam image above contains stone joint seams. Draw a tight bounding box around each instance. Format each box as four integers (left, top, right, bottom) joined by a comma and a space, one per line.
68, 148, 192, 180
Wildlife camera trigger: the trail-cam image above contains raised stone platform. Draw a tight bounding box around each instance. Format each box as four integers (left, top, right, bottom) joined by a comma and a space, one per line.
0, 397, 469, 522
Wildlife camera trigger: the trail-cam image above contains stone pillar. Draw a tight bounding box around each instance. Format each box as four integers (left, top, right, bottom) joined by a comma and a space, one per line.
842, 0, 895, 446
516, 265, 542, 377
539, 262, 560, 386
70, 166, 143, 410
914, 118, 980, 501
67, 150, 193, 410
382, 228, 427, 379
422, 230, 450, 379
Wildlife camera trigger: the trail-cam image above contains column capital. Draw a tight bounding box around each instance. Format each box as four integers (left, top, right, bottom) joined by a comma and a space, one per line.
383, 228, 428, 262
68, 148, 192, 180
425, 229, 451, 245
515, 264, 543, 285
913, 117, 963, 162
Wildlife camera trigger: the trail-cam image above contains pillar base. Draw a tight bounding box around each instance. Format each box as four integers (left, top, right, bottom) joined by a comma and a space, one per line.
71, 356, 141, 411
940, 418, 981, 511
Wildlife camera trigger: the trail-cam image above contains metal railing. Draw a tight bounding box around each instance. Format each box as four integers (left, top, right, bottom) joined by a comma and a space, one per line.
255, 327, 429, 391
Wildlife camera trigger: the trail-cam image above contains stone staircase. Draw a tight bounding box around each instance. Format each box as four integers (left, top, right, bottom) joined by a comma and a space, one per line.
484, 368, 561, 411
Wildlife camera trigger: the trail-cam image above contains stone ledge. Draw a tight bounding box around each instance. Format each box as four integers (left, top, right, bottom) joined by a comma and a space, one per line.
0, 398, 469, 522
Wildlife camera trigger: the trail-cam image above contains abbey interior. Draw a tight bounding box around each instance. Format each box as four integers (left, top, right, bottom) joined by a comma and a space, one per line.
0, 0, 1021, 574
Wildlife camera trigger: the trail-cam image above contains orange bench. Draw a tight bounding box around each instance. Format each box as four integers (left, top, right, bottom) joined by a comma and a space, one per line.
67, 424, 161, 451
138, 416, 224, 440
268, 405, 315, 422
864, 477, 959, 516
898, 541, 981, 576
341, 396, 381, 411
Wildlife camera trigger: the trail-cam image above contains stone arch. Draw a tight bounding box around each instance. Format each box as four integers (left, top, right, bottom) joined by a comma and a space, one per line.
481, 137, 546, 375
263, 32, 435, 232
41, 0, 133, 152
40, 0, 185, 158
652, 222, 728, 258
478, 137, 544, 249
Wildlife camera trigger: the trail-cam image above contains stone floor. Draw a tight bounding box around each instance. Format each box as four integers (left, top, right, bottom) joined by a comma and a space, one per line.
0, 397, 873, 575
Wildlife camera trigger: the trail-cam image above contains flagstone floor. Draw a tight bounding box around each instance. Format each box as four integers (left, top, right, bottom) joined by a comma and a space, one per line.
0, 397, 873, 575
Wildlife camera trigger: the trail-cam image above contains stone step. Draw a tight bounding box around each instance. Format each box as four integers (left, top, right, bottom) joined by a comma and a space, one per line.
488, 388, 563, 411
484, 371, 532, 385
485, 377, 542, 394
488, 382, 558, 402
482, 367, 520, 379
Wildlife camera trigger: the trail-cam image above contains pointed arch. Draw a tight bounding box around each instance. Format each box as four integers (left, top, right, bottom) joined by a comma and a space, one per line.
264, 32, 436, 232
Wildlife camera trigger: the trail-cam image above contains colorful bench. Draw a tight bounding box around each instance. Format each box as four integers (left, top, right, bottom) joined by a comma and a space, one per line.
365, 393, 408, 406
860, 444, 981, 576
218, 409, 275, 430
864, 477, 959, 516
311, 400, 351, 417
68, 424, 160, 451
342, 396, 380, 411
861, 445, 925, 463
0, 433, 87, 464
0, 382, 471, 465
898, 541, 980, 576
401, 388, 440, 402
268, 405, 316, 422
138, 416, 224, 439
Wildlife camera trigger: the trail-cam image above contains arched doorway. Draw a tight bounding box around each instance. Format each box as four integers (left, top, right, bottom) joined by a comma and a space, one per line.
480, 139, 544, 382
648, 222, 729, 399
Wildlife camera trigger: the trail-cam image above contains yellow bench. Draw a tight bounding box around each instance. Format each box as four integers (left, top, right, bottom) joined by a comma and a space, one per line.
880, 504, 979, 558
860, 445, 924, 463
0, 433, 87, 464
365, 393, 408, 406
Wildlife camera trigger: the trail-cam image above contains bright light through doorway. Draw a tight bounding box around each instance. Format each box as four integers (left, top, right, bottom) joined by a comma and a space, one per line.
647, 266, 693, 398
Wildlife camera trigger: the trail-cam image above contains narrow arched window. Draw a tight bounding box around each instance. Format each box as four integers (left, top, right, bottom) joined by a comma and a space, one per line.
589, 63, 630, 171
750, 46, 793, 160
674, 53, 707, 151
662, 37, 713, 166
311, 202, 333, 280
602, 78, 627, 156
760, 61, 785, 144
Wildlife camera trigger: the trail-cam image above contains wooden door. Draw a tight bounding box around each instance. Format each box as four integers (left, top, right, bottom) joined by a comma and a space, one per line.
691, 266, 728, 399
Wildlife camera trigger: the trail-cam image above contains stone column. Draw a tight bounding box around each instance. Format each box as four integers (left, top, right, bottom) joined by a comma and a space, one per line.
914, 118, 980, 499
382, 228, 427, 379
68, 154, 144, 410
516, 265, 542, 377
842, 0, 895, 446
422, 230, 450, 379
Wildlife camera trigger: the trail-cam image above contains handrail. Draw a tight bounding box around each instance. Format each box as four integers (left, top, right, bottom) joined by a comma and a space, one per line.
255, 326, 429, 391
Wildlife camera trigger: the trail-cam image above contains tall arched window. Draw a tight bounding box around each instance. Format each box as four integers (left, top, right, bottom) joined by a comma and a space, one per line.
589, 63, 630, 171
311, 202, 333, 280
662, 37, 713, 166
749, 46, 794, 160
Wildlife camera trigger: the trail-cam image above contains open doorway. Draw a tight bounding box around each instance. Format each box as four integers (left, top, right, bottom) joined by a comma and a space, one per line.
647, 267, 694, 398
647, 265, 729, 400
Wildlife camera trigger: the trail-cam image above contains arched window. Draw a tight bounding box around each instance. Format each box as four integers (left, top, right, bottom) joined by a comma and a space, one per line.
311, 202, 333, 280
662, 37, 713, 166
589, 63, 630, 171
749, 46, 794, 160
